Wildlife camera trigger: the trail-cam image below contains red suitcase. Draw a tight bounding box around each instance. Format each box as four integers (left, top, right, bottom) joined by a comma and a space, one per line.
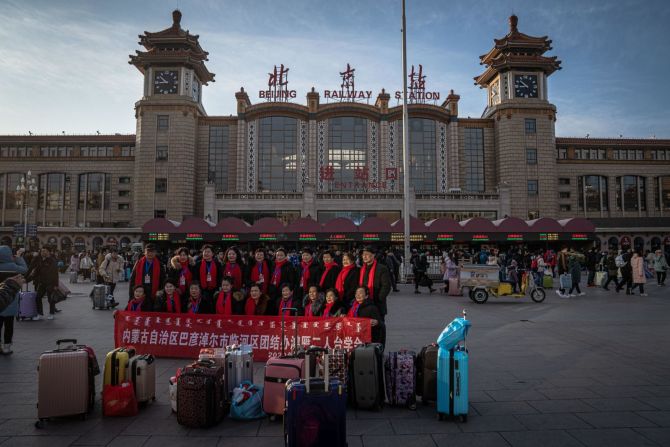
262, 307, 304, 419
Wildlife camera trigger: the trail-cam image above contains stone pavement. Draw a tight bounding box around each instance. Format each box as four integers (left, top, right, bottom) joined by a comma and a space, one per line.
1, 274, 670, 446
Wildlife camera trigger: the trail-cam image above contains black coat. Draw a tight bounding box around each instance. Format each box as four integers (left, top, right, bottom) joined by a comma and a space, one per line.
354, 299, 385, 344
191, 259, 224, 291
27, 255, 59, 290
359, 262, 392, 316
338, 266, 360, 306
268, 261, 298, 300
317, 263, 341, 292
296, 261, 323, 297
322, 300, 346, 317
128, 256, 166, 304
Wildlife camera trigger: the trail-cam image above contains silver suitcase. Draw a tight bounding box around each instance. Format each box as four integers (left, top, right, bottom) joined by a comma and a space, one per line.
129, 354, 156, 403
225, 344, 253, 397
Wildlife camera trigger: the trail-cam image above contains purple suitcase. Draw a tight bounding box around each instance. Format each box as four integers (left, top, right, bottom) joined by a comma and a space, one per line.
18, 290, 38, 320
385, 350, 417, 408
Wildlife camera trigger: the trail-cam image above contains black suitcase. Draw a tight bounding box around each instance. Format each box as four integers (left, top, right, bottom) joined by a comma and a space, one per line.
349, 343, 385, 411
176, 360, 226, 428
416, 343, 438, 404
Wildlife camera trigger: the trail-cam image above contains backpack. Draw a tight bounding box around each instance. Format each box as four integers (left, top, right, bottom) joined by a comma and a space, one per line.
615, 255, 626, 268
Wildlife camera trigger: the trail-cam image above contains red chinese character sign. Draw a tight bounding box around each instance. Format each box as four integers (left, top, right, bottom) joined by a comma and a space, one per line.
259, 64, 297, 101
114, 311, 371, 361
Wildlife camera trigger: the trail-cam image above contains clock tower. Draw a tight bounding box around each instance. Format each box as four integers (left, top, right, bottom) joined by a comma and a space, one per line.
475, 15, 561, 219
129, 10, 215, 225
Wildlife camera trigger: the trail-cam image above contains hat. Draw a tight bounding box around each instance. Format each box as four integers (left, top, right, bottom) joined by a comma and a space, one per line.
362, 246, 376, 254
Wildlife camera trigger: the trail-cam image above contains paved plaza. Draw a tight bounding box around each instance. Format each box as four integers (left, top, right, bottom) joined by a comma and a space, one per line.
1, 274, 669, 446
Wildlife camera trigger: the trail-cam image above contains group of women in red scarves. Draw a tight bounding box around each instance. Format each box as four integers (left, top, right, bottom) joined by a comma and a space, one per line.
128, 244, 367, 320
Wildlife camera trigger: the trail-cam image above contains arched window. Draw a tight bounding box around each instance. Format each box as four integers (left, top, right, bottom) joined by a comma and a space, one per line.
616, 176, 646, 212
39, 173, 66, 210
74, 237, 86, 251
578, 175, 608, 211
92, 237, 104, 250
61, 237, 72, 250
78, 173, 111, 210
120, 237, 131, 248
258, 116, 297, 192
327, 116, 368, 192
608, 236, 619, 249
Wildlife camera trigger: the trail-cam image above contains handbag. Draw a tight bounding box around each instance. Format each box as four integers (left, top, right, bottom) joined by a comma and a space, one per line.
49, 287, 67, 304
559, 273, 572, 290
229, 381, 266, 420
103, 382, 138, 417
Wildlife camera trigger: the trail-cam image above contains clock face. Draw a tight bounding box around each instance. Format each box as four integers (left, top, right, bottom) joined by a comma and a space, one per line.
490, 80, 500, 104
153, 70, 179, 94
191, 79, 200, 102
514, 74, 538, 98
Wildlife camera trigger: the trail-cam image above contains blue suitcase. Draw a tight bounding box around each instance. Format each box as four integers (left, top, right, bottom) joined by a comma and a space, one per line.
284, 348, 347, 447
437, 346, 468, 422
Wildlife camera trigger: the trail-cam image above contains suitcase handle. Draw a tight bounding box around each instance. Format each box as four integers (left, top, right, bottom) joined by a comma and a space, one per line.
57, 339, 78, 346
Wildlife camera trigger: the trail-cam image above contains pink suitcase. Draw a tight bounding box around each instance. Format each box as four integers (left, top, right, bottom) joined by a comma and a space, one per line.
448, 278, 461, 296
262, 307, 304, 419
36, 339, 94, 427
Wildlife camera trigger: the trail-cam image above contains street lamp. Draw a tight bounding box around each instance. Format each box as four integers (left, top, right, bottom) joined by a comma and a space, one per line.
16, 170, 38, 247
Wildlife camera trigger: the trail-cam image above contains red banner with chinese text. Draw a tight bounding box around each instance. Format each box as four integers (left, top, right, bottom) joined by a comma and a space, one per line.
113, 311, 371, 362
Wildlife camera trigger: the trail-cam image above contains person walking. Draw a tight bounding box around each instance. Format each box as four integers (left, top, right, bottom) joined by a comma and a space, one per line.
98, 249, 123, 305
412, 250, 435, 294
630, 250, 647, 296
586, 247, 598, 287
0, 246, 28, 354
69, 252, 80, 282
555, 247, 570, 298
616, 250, 634, 294
653, 249, 668, 286
602, 251, 619, 291
26, 246, 59, 320
567, 253, 585, 296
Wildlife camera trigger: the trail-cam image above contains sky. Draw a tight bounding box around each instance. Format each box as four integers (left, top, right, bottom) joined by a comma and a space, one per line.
1, 0, 669, 138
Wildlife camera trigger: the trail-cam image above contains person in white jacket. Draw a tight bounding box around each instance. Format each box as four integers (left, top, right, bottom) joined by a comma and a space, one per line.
99, 249, 124, 303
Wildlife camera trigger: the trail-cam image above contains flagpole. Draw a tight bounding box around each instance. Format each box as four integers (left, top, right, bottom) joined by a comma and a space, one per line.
401, 0, 411, 275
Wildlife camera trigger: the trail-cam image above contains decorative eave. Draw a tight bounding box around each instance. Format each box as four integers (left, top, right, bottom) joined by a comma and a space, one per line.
556, 137, 670, 147
474, 15, 561, 88
128, 10, 215, 84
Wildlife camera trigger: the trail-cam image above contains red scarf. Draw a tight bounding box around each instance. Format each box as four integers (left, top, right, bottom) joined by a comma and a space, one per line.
216, 290, 233, 315
320, 262, 338, 288
199, 259, 218, 290
304, 301, 314, 317
135, 256, 160, 298
244, 297, 257, 315
224, 262, 242, 290
278, 297, 293, 316
126, 298, 144, 312
322, 301, 334, 318
300, 260, 313, 289
187, 297, 202, 314
271, 259, 287, 287
335, 264, 355, 299
177, 261, 192, 294
347, 301, 361, 317
250, 260, 269, 293
359, 260, 377, 295
165, 292, 181, 313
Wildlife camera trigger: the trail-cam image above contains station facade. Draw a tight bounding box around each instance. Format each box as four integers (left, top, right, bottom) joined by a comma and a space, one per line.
0, 11, 668, 252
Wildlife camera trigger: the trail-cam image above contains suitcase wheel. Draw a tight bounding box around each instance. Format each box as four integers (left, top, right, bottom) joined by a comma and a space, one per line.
269, 414, 277, 422
35, 419, 46, 429
460, 414, 467, 423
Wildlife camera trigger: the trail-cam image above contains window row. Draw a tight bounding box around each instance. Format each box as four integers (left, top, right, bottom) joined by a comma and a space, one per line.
572, 175, 670, 212
0, 146, 135, 157
556, 148, 669, 161
0, 173, 132, 211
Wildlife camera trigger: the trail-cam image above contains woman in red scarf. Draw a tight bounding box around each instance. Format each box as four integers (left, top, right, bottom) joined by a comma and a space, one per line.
244, 284, 269, 316
319, 251, 341, 292
335, 252, 359, 307
297, 248, 321, 300
193, 245, 221, 310
129, 244, 164, 308
277, 283, 302, 316
302, 285, 324, 317
268, 248, 297, 313
126, 285, 147, 312
168, 247, 193, 295
249, 248, 270, 294
154, 279, 183, 313
222, 246, 246, 291
186, 283, 211, 314
215, 277, 235, 315
321, 289, 345, 318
